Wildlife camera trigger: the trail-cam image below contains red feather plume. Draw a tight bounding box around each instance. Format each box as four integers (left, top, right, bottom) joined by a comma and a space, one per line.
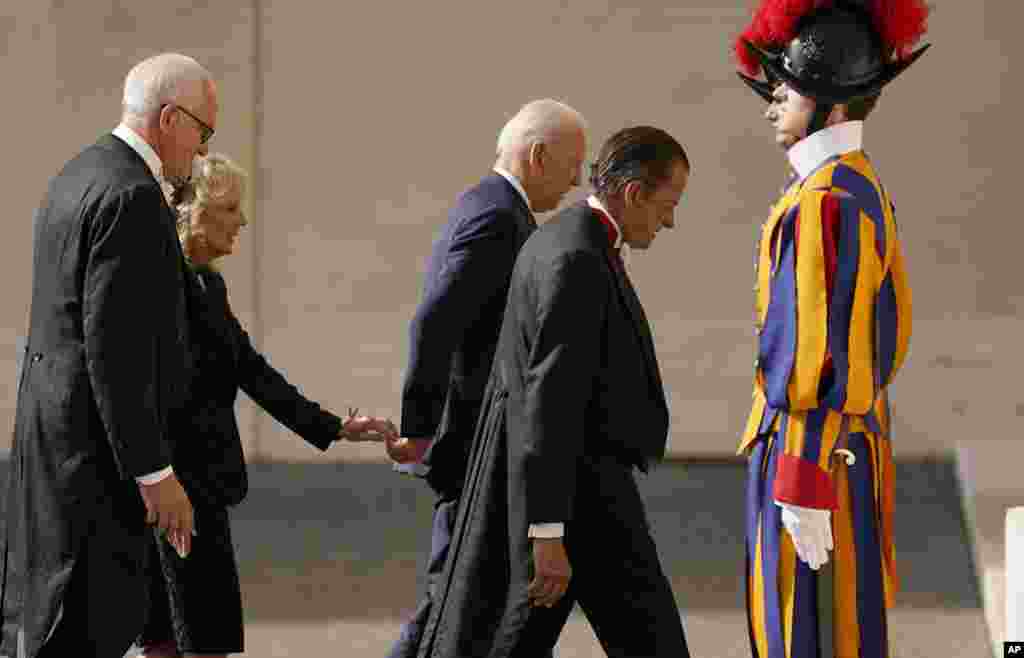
735, 0, 829, 76
734, 0, 930, 76
869, 0, 930, 59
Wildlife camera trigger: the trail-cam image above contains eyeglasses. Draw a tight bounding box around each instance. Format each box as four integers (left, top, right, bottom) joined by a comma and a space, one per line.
164, 103, 214, 144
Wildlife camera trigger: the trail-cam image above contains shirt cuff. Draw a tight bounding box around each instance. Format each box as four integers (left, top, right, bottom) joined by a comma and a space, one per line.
393, 461, 430, 477
135, 465, 174, 486
528, 522, 565, 539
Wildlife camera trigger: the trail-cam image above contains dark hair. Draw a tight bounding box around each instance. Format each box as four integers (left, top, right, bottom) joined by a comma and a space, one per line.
844, 92, 881, 121
590, 126, 689, 200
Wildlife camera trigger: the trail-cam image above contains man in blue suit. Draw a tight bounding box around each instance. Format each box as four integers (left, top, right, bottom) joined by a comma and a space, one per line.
386, 99, 587, 658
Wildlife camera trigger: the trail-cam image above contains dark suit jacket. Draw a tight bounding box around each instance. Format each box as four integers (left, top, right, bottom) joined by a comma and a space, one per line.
501, 201, 669, 523
416, 202, 673, 657
173, 266, 342, 508
401, 173, 535, 496
1, 134, 191, 656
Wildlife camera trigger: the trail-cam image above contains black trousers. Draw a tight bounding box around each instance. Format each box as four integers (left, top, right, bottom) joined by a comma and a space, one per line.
36, 511, 149, 658
509, 458, 690, 658
139, 505, 243, 655
388, 497, 459, 658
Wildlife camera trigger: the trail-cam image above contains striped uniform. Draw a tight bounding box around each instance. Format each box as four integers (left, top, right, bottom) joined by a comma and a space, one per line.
740, 150, 912, 657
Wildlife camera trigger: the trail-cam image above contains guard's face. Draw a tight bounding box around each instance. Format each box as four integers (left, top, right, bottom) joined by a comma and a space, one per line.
765, 83, 814, 150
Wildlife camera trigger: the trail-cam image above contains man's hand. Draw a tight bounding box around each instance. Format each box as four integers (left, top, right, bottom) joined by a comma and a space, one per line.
776, 501, 833, 570
528, 538, 572, 608
385, 435, 431, 464
339, 415, 397, 443
138, 474, 194, 558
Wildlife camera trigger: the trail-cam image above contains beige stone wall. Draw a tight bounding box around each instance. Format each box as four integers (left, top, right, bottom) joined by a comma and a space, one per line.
1, 4, 54, 451
2, 2, 1020, 460
0, 2, 261, 455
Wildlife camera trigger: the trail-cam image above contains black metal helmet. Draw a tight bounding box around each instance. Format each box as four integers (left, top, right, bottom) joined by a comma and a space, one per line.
734, 0, 930, 116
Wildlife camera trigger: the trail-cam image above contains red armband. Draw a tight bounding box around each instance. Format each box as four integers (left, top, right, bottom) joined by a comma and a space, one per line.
773, 454, 838, 510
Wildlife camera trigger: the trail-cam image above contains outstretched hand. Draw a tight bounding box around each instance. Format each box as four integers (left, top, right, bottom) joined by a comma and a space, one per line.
338, 413, 398, 443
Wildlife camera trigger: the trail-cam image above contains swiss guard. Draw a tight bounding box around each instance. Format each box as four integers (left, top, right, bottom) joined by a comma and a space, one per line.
733, 0, 930, 656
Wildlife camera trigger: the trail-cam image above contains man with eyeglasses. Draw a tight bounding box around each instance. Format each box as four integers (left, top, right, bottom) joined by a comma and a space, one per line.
164, 102, 215, 148
1, 52, 217, 658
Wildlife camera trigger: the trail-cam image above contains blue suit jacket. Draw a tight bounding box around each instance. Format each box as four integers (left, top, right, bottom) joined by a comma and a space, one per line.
401, 173, 535, 495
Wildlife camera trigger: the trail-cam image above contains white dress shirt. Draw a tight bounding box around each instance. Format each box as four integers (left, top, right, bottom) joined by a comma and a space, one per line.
787, 120, 864, 181
111, 124, 175, 487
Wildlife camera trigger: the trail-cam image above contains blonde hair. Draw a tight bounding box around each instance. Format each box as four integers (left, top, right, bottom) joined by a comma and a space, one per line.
176, 153, 248, 244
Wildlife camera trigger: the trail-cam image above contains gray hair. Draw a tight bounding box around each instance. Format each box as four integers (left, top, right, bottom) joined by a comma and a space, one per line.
122, 53, 211, 119
496, 99, 585, 157
176, 153, 248, 243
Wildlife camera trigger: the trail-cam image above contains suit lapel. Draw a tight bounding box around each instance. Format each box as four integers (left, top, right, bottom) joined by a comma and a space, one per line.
586, 208, 667, 411
610, 257, 666, 410
103, 133, 180, 242
509, 195, 535, 247
516, 202, 536, 242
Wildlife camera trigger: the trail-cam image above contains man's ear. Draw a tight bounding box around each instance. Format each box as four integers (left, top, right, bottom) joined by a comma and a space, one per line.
623, 179, 644, 208
528, 142, 546, 173
158, 104, 176, 134
827, 104, 848, 126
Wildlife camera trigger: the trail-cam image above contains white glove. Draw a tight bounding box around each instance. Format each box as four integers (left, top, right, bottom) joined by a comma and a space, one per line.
776, 501, 833, 570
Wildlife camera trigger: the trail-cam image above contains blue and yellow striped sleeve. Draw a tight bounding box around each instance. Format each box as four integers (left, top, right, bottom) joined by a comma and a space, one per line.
758, 187, 882, 415
767, 187, 882, 509
746, 157, 912, 509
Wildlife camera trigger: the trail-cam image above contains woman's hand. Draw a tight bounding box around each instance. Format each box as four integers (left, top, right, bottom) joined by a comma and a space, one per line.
338, 413, 397, 443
